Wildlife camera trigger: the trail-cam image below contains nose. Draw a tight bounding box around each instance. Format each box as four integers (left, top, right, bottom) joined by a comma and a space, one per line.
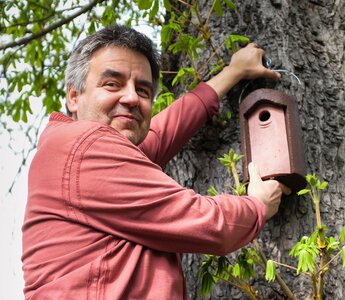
119, 84, 139, 107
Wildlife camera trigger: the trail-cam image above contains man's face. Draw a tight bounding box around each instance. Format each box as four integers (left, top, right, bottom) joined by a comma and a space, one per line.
67, 46, 153, 145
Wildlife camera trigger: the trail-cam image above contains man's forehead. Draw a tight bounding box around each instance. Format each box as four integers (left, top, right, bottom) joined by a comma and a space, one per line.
90, 46, 148, 63
89, 47, 152, 77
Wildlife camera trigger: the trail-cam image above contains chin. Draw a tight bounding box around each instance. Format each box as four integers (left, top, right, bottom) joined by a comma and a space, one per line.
119, 131, 144, 146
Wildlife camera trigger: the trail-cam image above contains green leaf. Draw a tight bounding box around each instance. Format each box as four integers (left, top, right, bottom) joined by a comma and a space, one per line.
297, 189, 311, 196
223, 0, 237, 10
232, 263, 241, 277
168, 34, 204, 60
326, 236, 339, 253
171, 67, 197, 87
342, 246, 345, 267
215, 256, 230, 278
225, 111, 232, 120
306, 174, 318, 187
235, 184, 247, 196
214, 0, 223, 16
161, 21, 181, 46
317, 181, 328, 190
289, 236, 319, 274
163, 0, 172, 11
209, 62, 224, 75
137, 0, 153, 10
298, 249, 316, 273
218, 149, 243, 171
218, 156, 231, 170
225, 34, 250, 53
340, 227, 345, 243
207, 186, 219, 196
265, 260, 276, 282
149, 0, 159, 21
200, 272, 214, 296
152, 92, 175, 116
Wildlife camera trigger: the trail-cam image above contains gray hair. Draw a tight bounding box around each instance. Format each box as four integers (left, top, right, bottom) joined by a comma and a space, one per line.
65, 24, 161, 100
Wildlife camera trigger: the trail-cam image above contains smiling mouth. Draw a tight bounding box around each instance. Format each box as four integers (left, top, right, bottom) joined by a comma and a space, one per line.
111, 114, 142, 126
115, 114, 136, 120
108, 106, 144, 123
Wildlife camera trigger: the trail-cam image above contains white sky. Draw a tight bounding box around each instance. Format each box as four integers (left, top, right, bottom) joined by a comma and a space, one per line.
0, 97, 47, 299
0, 24, 158, 299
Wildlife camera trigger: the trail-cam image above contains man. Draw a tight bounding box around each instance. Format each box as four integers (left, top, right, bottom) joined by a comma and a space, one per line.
22, 25, 288, 299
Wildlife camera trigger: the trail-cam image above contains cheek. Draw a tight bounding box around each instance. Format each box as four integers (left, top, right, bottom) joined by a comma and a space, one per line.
88, 92, 118, 118
141, 101, 152, 122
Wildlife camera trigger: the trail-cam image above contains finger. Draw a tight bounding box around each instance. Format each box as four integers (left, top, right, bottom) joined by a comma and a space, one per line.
261, 67, 282, 80
248, 42, 263, 49
279, 183, 292, 196
253, 43, 264, 49
248, 162, 262, 183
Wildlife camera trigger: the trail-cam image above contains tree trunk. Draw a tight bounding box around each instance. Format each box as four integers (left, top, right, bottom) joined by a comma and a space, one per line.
163, 0, 345, 299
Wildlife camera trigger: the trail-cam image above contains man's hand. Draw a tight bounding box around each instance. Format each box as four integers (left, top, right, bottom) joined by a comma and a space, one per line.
228, 43, 281, 82
206, 43, 281, 100
247, 162, 291, 219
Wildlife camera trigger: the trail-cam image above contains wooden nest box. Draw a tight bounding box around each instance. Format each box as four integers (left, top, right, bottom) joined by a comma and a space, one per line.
240, 89, 307, 194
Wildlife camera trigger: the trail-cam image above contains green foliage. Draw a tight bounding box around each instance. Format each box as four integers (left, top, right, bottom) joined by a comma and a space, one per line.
265, 260, 276, 282
225, 34, 250, 53
218, 149, 244, 171
207, 186, 219, 196
168, 34, 204, 60
199, 249, 259, 297
151, 91, 174, 116
233, 248, 259, 280
201, 150, 261, 297
202, 163, 345, 298
2, 1, 344, 298
340, 227, 345, 243
199, 255, 216, 296
289, 236, 319, 274
160, 12, 182, 49
0, 0, 157, 122
137, 0, 155, 10
217, 149, 246, 196
1, 0, 249, 124
213, 0, 237, 16
171, 67, 198, 89
297, 188, 310, 196
326, 236, 340, 253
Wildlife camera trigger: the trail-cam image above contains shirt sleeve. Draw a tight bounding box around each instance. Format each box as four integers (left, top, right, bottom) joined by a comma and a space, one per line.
66, 127, 267, 256
139, 82, 220, 168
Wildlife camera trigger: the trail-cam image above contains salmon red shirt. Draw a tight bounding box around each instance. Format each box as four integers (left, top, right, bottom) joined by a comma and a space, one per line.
22, 83, 266, 299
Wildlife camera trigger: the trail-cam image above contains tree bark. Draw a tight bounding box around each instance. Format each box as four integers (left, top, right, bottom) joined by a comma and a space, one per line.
163, 0, 345, 299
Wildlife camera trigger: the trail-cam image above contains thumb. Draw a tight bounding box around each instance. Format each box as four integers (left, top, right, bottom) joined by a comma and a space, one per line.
279, 183, 292, 196
248, 162, 262, 183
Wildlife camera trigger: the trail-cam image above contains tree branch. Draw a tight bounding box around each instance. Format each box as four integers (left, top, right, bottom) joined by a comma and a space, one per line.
4, 5, 83, 29
0, 0, 106, 51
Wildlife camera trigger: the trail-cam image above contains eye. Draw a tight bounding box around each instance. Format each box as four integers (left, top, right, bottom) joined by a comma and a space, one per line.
104, 81, 119, 87
136, 87, 151, 99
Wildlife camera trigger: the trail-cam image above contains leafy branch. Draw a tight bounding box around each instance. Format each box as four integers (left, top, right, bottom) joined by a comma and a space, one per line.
143, 0, 247, 115
266, 175, 345, 299
202, 148, 294, 299
0, 0, 106, 51
202, 147, 345, 299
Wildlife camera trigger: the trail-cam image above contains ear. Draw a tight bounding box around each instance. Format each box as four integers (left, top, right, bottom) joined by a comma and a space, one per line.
66, 86, 79, 116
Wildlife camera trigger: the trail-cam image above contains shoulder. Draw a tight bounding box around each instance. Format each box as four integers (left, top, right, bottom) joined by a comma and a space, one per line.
37, 112, 141, 161
41, 112, 121, 147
